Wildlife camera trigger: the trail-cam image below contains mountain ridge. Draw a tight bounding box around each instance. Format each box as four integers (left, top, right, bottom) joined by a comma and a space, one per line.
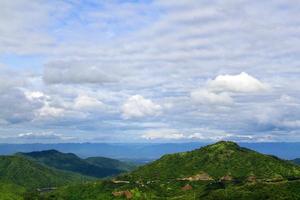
17, 149, 134, 178
0, 155, 87, 192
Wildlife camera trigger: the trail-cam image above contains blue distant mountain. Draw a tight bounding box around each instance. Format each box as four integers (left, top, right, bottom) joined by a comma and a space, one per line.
0, 142, 300, 160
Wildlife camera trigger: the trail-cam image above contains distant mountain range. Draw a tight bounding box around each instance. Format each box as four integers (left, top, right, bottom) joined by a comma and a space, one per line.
29, 141, 300, 199
1, 142, 300, 160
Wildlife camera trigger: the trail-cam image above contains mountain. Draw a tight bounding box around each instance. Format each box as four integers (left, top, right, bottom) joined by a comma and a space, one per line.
85, 157, 136, 172
0, 155, 86, 189
18, 150, 134, 178
38, 141, 300, 200
125, 141, 300, 181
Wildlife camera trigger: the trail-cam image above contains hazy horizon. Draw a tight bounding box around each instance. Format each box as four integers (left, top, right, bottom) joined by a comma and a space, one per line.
1, 141, 300, 160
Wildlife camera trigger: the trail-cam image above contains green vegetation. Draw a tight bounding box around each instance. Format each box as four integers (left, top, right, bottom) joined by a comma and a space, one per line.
85, 157, 136, 172
18, 150, 134, 178
0, 155, 89, 200
0, 155, 86, 189
0, 183, 25, 200
35, 141, 300, 200
38, 177, 300, 200
125, 141, 300, 181
203, 181, 300, 200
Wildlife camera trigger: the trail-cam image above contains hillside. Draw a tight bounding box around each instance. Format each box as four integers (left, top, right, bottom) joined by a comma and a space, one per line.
85, 157, 136, 172
125, 141, 300, 181
0, 183, 25, 200
0, 155, 86, 189
18, 150, 132, 178
37, 141, 300, 200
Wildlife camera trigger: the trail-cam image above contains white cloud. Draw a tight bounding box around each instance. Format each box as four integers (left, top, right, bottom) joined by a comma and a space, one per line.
191, 72, 268, 106
141, 127, 275, 142
121, 95, 162, 119
38, 103, 65, 118
141, 129, 184, 140
191, 89, 233, 105
18, 132, 61, 140
74, 95, 104, 111
188, 132, 233, 141
208, 72, 268, 93
24, 91, 47, 101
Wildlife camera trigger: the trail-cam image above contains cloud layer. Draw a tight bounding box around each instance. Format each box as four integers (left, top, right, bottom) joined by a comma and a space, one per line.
0, 0, 300, 142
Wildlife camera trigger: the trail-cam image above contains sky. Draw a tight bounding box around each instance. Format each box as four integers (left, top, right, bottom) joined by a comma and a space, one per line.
0, 0, 300, 143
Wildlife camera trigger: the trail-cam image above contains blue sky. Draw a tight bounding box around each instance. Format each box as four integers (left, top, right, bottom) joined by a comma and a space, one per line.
0, 0, 300, 143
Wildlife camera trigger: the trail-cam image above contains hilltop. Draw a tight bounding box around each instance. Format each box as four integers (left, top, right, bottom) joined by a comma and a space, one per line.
125, 141, 300, 181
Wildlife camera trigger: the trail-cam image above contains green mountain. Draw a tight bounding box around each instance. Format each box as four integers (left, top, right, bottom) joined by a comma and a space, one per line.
0, 155, 88, 200
0, 155, 86, 189
38, 141, 300, 200
18, 150, 133, 178
125, 141, 300, 181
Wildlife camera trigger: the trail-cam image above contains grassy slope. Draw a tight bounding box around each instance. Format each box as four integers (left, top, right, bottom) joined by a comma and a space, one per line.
18, 150, 125, 178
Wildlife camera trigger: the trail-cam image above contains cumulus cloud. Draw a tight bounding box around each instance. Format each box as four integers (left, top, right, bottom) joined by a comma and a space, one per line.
121, 95, 162, 119
0, 89, 42, 123
208, 72, 268, 93
38, 103, 65, 118
23, 90, 66, 119
191, 72, 268, 106
25, 91, 46, 101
